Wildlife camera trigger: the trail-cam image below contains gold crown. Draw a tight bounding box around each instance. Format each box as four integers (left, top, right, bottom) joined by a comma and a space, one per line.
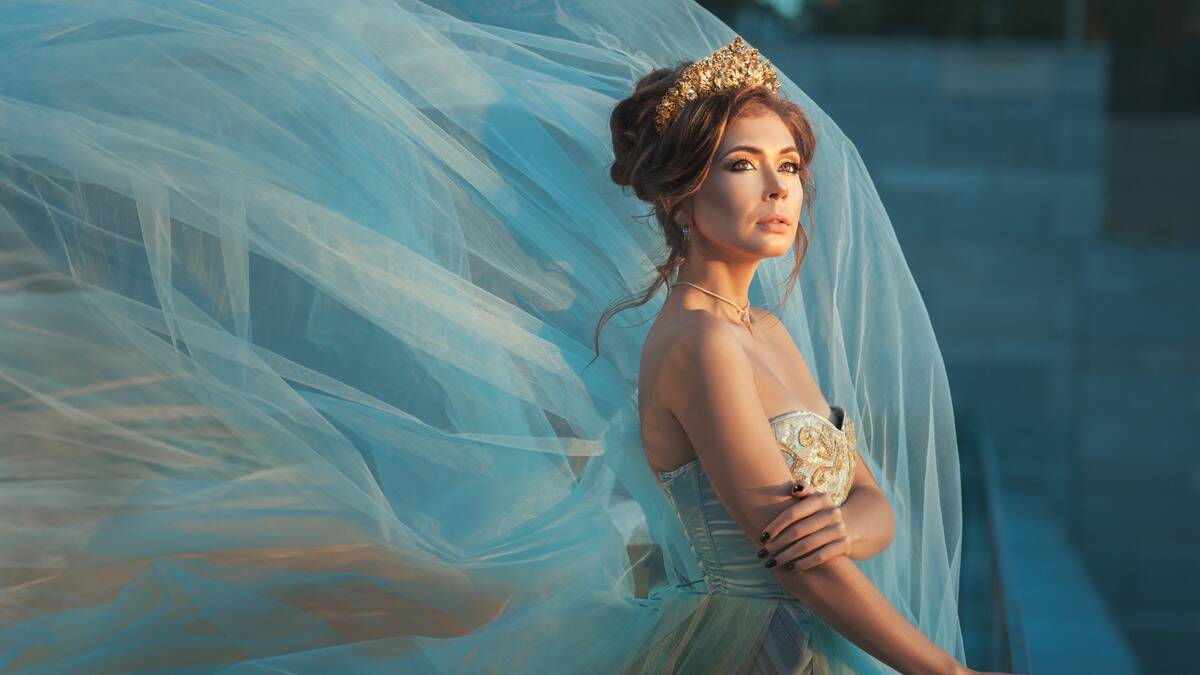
654, 36, 781, 135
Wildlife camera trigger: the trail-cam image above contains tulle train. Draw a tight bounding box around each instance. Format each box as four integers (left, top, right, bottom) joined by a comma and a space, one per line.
0, 0, 964, 672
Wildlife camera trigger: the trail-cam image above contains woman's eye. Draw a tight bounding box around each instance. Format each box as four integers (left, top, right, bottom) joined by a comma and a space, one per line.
731, 159, 800, 174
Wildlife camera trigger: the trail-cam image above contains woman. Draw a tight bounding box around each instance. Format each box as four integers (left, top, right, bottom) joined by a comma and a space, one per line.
612, 40, 1008, 674
0, 1, 988, 672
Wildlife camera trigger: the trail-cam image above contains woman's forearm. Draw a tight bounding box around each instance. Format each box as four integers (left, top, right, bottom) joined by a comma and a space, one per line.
775, 555, 962, 675
840, 485, 895, 560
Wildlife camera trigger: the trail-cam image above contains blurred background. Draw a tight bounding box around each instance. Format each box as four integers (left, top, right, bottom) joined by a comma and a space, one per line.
696, 0, 1198, 672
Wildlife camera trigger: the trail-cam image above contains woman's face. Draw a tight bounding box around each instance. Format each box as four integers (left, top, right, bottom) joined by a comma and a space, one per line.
684, 110, 803, 261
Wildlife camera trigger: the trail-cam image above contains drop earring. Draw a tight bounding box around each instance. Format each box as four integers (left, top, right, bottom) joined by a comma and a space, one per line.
681, 223, 690, 240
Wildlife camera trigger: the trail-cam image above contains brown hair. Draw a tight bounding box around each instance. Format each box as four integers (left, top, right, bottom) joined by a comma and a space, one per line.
588, 62, 818, 368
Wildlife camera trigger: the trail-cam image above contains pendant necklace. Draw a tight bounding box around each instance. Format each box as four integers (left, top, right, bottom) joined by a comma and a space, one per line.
672, 281, 755, 335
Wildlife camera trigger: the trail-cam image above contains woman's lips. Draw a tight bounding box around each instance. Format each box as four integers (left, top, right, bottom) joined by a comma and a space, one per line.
756, 221, 789, 233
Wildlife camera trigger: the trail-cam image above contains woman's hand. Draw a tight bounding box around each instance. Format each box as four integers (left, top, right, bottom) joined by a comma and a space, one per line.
756, 481, 855, 571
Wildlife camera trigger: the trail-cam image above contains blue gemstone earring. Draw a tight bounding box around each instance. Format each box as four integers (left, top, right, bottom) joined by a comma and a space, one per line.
681, 223, 690, 240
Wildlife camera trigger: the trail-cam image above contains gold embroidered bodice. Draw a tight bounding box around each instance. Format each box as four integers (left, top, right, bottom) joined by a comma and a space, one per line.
767, 405, 859, 506
655, 404, 862, 600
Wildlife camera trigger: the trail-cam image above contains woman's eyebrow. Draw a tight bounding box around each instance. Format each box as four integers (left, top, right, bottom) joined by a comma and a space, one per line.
721, 144, 799, 158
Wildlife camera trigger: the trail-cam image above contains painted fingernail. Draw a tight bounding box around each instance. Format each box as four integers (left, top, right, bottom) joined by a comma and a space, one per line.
785, 562, 796, 570
791, 483, 804, 493
764, 559, 777, 568
759, 532, 769, 542
757, 548, 768, 558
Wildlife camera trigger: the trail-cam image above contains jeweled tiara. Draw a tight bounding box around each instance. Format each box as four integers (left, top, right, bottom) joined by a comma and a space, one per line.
653, 36, 782, 135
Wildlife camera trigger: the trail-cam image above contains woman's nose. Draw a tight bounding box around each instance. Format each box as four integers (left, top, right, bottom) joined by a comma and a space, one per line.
763, 168, 788, 199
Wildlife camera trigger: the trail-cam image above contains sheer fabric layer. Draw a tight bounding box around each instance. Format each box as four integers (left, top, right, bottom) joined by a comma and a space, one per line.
0, 0, 964, 672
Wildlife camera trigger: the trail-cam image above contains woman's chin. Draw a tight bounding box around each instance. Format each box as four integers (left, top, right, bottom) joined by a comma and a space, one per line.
752, 235, 796, 257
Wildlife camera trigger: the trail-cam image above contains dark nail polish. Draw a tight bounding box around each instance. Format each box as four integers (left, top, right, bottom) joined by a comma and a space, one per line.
764, 559, 777, 568
791, 483, 803, 493
759, 532, 769, 542
785, 562, 796, 570
757, 548, 768, 558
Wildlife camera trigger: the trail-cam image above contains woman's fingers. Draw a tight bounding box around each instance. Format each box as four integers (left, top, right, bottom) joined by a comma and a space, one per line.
785, 535, 851, 571
758, 493, 847, 565
775, 521, 850, 565
772, 506, 838, 549
759, 488, 825, 543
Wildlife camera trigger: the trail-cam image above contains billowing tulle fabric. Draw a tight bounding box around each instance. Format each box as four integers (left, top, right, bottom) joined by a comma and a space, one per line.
0, 0, 964, 672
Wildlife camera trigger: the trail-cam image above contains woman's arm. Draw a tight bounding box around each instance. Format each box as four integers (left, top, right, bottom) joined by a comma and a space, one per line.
756, 481, 892, 569
666, 323, 963, 675
760, 447, 894, 565
754, 310, 895, 561
840, 411, 896, 560
841, 484, 895, 561
780, 554, 963, 675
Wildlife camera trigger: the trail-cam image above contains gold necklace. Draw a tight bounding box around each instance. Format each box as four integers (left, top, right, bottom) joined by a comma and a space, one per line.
672, 281, 754, 334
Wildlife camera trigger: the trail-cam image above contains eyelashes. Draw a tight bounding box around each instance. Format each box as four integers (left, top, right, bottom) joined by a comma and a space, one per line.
729, 158, 801, 175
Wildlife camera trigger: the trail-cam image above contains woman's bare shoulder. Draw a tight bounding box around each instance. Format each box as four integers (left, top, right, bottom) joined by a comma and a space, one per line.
651, 306, 784, 366
640, 309, 745, 410
652, 308, 744, 364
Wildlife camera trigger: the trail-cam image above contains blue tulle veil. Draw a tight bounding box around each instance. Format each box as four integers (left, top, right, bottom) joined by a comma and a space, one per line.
0, 0, 964, 672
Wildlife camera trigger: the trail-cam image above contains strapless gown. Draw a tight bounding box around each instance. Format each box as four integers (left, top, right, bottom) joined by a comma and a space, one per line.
652, 405, 859, 675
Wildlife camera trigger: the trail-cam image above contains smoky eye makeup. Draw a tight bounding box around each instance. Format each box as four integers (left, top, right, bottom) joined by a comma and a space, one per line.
728, 158, 801, 174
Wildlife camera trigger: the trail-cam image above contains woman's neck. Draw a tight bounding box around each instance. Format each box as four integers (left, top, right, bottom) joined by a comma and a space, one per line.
669, 266, 760, 335
673, 259, 756, 309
